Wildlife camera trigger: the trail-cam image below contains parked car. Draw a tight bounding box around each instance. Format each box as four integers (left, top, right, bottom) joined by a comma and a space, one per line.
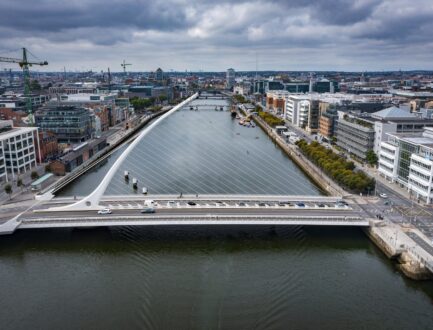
238, 202, 246, 206
317, 203, 325, 208
97, 208, 112, 215
379, 193, 388, 198
187, 201, 197, 206
295, 202, 305, 208
141, 208, 155, 214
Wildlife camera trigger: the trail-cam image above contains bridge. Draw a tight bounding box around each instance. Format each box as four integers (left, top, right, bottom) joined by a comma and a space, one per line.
0, 194, 369, 234
0, 93, 370, 235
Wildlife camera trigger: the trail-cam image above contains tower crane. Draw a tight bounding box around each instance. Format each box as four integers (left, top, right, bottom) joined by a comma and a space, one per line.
0, 47, 48, 124
121, 59, 131, 75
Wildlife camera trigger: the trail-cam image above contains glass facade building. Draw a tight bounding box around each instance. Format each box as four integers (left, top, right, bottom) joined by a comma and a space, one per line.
35, 104, 93, 143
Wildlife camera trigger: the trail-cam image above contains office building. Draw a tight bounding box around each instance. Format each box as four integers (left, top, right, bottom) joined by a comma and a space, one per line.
226, 68, 236, 90
379, 128, 433, 204
35, 104, 93, 143
0, 120, 38, 182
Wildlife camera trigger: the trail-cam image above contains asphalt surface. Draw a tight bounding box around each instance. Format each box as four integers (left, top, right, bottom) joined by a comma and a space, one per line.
25, 206, 360, 221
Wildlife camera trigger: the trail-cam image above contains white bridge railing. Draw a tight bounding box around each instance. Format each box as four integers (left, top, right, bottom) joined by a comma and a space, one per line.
20, 215, 368, 228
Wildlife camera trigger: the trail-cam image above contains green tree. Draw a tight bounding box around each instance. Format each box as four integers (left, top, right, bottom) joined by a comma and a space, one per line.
31, 171, 39, 180
17, 177, 23, 190
30, 79, 42, 91
4, 184, 12, 199
366, 149, 378, 165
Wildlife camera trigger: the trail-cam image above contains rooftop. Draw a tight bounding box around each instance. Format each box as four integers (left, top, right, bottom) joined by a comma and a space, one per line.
371, 106, 416, 120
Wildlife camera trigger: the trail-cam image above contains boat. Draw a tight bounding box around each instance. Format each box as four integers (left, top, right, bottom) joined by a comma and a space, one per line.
195, 106, 198, 111
142, 187, 148, 194
220, 106, 223, 111
190, 106, 193, 110
236, 115, 240, 119
215, 106, 218, 111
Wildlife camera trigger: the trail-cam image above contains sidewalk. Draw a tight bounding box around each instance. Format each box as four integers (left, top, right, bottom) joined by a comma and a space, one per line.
0, 164, 47, 206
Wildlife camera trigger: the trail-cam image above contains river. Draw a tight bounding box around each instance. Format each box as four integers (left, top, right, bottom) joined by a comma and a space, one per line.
1, 97, 433, 329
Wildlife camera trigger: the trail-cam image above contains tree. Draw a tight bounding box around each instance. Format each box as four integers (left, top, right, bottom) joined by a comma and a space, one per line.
30, 79, 42, 91
4, 184, 12, 199
366, 149, 378, 165
17, 177, 23, 191
31, 171, 39, 180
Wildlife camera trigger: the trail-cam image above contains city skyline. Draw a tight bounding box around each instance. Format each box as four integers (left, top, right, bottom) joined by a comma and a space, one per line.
1, 0, 433, 72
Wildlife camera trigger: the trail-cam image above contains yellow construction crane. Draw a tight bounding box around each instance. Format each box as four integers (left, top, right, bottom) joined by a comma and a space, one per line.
0, 47, 48, 124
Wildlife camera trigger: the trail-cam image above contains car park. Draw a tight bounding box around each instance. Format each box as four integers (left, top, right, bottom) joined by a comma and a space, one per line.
97, 208, 112, 215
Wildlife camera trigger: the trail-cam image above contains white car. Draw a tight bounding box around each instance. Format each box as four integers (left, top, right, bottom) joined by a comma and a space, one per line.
97, 208, 112, 215
379, 193, 388, 198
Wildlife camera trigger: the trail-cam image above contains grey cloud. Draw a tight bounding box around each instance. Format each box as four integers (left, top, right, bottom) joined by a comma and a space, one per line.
0, 0, 432, 71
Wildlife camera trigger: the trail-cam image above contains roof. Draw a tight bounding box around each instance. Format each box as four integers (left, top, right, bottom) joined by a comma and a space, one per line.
31, 173, 53, 186
0, 126, 37, 141
371, 106, 416, 120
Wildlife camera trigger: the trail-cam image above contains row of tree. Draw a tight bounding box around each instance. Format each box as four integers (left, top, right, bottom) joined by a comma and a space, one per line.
257, 110, 285, 127
296, 140, 375, 194
130, 96, 167, 112
233, 94, 248, 103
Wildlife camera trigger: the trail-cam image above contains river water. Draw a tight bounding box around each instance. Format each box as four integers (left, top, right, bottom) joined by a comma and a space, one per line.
1, 97, 433, 329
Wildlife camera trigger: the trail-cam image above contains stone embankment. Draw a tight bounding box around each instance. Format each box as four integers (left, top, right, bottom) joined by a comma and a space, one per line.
365, 223, 433, 280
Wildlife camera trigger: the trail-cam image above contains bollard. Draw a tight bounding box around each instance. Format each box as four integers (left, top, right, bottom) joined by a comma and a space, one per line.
132, 178, 138, 189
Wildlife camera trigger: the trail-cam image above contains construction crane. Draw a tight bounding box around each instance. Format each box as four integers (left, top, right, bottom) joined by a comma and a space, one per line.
121, 59, 131, 75
0, 47, 48, 124
107, 67, 112, 92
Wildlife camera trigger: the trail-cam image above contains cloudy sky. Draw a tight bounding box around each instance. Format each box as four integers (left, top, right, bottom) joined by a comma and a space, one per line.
1, 0, 432, 72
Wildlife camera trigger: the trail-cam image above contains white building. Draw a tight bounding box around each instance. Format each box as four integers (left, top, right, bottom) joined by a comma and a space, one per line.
0, 120, 39, 182
379, 127, 433, 204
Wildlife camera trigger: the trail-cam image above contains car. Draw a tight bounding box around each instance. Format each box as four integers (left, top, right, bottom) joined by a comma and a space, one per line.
97, 208, 112, 215
317, 203, 325, 208
295, 202, 305, 208
187, 201, 197, 206
336, 200, 348, 205
379, 193, 388, 198
238, 202, 246, 206
258, 202, 266, 207
167, 201, 176, 205
141, 208, 155, 213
